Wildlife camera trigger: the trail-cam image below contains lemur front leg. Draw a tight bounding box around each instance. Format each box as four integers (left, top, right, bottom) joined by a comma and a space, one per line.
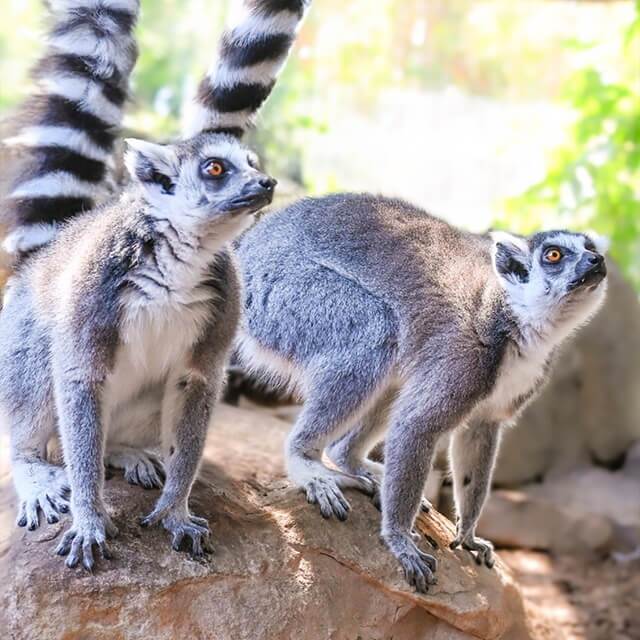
380, 401, 443, 593
52, 357, 117, 571
449, 422, 502, 568
139, 368, 217, 558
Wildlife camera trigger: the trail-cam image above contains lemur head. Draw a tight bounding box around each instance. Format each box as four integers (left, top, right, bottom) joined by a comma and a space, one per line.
124, 132, 276, 227
490, 229, 608, 338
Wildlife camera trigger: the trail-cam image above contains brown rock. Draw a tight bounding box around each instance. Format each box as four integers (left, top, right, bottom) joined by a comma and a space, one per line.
477, 489, 614, 555
0, 405, 537, 640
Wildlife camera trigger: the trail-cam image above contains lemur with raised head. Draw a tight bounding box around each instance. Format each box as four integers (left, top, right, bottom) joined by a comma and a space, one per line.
236, 193, 608, 593
0, 0, 310, 570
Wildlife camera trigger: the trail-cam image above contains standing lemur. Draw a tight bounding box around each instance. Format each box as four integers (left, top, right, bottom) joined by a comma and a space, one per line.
0, 0, 310, 570
236, 194, 608, 592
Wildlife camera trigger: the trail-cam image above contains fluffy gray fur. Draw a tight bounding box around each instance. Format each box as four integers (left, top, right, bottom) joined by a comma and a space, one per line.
0, 0, 313, 570
0, 131, 277, 570
235, 193, 608, 593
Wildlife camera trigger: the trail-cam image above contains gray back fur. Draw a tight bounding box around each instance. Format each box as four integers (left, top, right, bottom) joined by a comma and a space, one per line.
236, 193, 608, 592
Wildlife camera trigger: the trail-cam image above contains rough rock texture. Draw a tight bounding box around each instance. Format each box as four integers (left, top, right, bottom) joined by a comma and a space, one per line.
478, 446, 640, 555
0, 405, 539, 640
494, 265, 640, 486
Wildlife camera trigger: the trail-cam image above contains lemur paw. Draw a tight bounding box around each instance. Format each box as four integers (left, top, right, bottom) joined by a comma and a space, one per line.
106, 448, 165, 490
450, 534, 495, 568
141, 506, 212, 558
305, 476, 353, 521
55, 509, 118, 571
14, 462, 70, 530
383, 532, 438, 594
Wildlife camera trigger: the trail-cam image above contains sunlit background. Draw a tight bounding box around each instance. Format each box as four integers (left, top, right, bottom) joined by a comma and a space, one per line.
1, 0, 638, 287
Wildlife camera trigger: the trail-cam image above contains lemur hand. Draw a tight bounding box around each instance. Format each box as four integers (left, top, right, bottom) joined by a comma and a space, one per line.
141, 502, 212, 558
55, 508, 118, 571
450, 532, 495, 568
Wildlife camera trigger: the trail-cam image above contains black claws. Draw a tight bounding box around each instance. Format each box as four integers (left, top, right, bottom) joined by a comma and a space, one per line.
305, 478, 351, 521
170, 525, 212, 558
142, 511, 213, 559
450, 536, 495, 568
399, 549, 438, 594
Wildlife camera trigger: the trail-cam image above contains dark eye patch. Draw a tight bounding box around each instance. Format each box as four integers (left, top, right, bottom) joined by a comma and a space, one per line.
584, 238, 597, 252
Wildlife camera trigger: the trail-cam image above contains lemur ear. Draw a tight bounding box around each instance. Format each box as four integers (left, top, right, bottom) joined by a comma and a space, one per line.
124, 138, 178, 196
490, 231, 531, 285
585, 230, 610, 255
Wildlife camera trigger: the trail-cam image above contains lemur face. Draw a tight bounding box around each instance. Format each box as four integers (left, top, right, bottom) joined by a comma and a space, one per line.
491, 229, 608, 331
124, 132, 276, 225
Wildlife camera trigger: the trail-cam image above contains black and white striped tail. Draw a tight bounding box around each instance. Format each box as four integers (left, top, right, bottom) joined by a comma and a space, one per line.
1, 0, 140, 255
185, 0, 311, 138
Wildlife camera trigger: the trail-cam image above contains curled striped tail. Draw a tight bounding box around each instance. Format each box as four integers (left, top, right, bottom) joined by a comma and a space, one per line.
185, 0, 311, 138
1, 0, 140, 256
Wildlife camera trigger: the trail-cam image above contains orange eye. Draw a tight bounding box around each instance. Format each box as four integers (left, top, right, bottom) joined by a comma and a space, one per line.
206, 161, 224, 177
544, 248, 563, 263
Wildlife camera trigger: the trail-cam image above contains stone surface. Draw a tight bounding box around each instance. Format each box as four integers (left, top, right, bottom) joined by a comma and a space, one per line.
478, 458, 640, 556
0, 405, 537, 640
495, 265, 640, 486
477, 489, 615, 555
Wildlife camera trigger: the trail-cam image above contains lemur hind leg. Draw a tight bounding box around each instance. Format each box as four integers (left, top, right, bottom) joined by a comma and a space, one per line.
105, 446, 164, 490
105, 388, 164, 489
326, 387, 433, 516
11, 414, 71, 530
449, 422, 502, 568
286, 354, 396, 521
325, 386, 396, 510
1, 335, 70, 529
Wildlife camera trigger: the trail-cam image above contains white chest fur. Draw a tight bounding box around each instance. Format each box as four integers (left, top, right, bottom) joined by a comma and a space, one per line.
103, 296, 212, 414
473, 342, 552, 423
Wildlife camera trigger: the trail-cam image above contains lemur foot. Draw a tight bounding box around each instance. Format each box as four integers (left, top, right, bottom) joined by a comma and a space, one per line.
13, 461, 70, 530
55, 509, 118, 571
305, 476, 353, 521
450, 534, 495, 568
383, 532, 438, 594
140, 506, 212, 558
289, 456, 375, 520
105, 447, 165, 489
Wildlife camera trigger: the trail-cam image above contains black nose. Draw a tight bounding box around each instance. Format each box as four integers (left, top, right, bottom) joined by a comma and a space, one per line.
587, 252, 603, 266
259, 177, 277, 191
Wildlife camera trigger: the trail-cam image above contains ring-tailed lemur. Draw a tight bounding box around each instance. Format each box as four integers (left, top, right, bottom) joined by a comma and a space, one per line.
235, 193, 608, 593
0, 0, 310, 570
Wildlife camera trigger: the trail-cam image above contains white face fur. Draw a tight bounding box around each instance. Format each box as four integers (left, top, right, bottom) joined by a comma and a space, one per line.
490, 229, 608, 345
124, 132, 276, 234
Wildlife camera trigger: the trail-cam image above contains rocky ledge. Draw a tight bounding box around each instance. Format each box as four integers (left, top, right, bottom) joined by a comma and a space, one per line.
0, 405, 544, 640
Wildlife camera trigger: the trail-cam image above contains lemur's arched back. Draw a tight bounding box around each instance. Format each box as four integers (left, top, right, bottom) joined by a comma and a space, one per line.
0, 0, 311, 571
1, 0, 140, 255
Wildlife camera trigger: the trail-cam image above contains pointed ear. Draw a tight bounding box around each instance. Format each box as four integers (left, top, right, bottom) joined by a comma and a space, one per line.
585, 230, 610, 255
124, 138, 178, 195
490, 231, 531, 285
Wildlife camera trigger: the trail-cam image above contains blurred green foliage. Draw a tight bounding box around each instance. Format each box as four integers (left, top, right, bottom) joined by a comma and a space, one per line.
499, 1, 640, 289
0, 0, 637, 286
